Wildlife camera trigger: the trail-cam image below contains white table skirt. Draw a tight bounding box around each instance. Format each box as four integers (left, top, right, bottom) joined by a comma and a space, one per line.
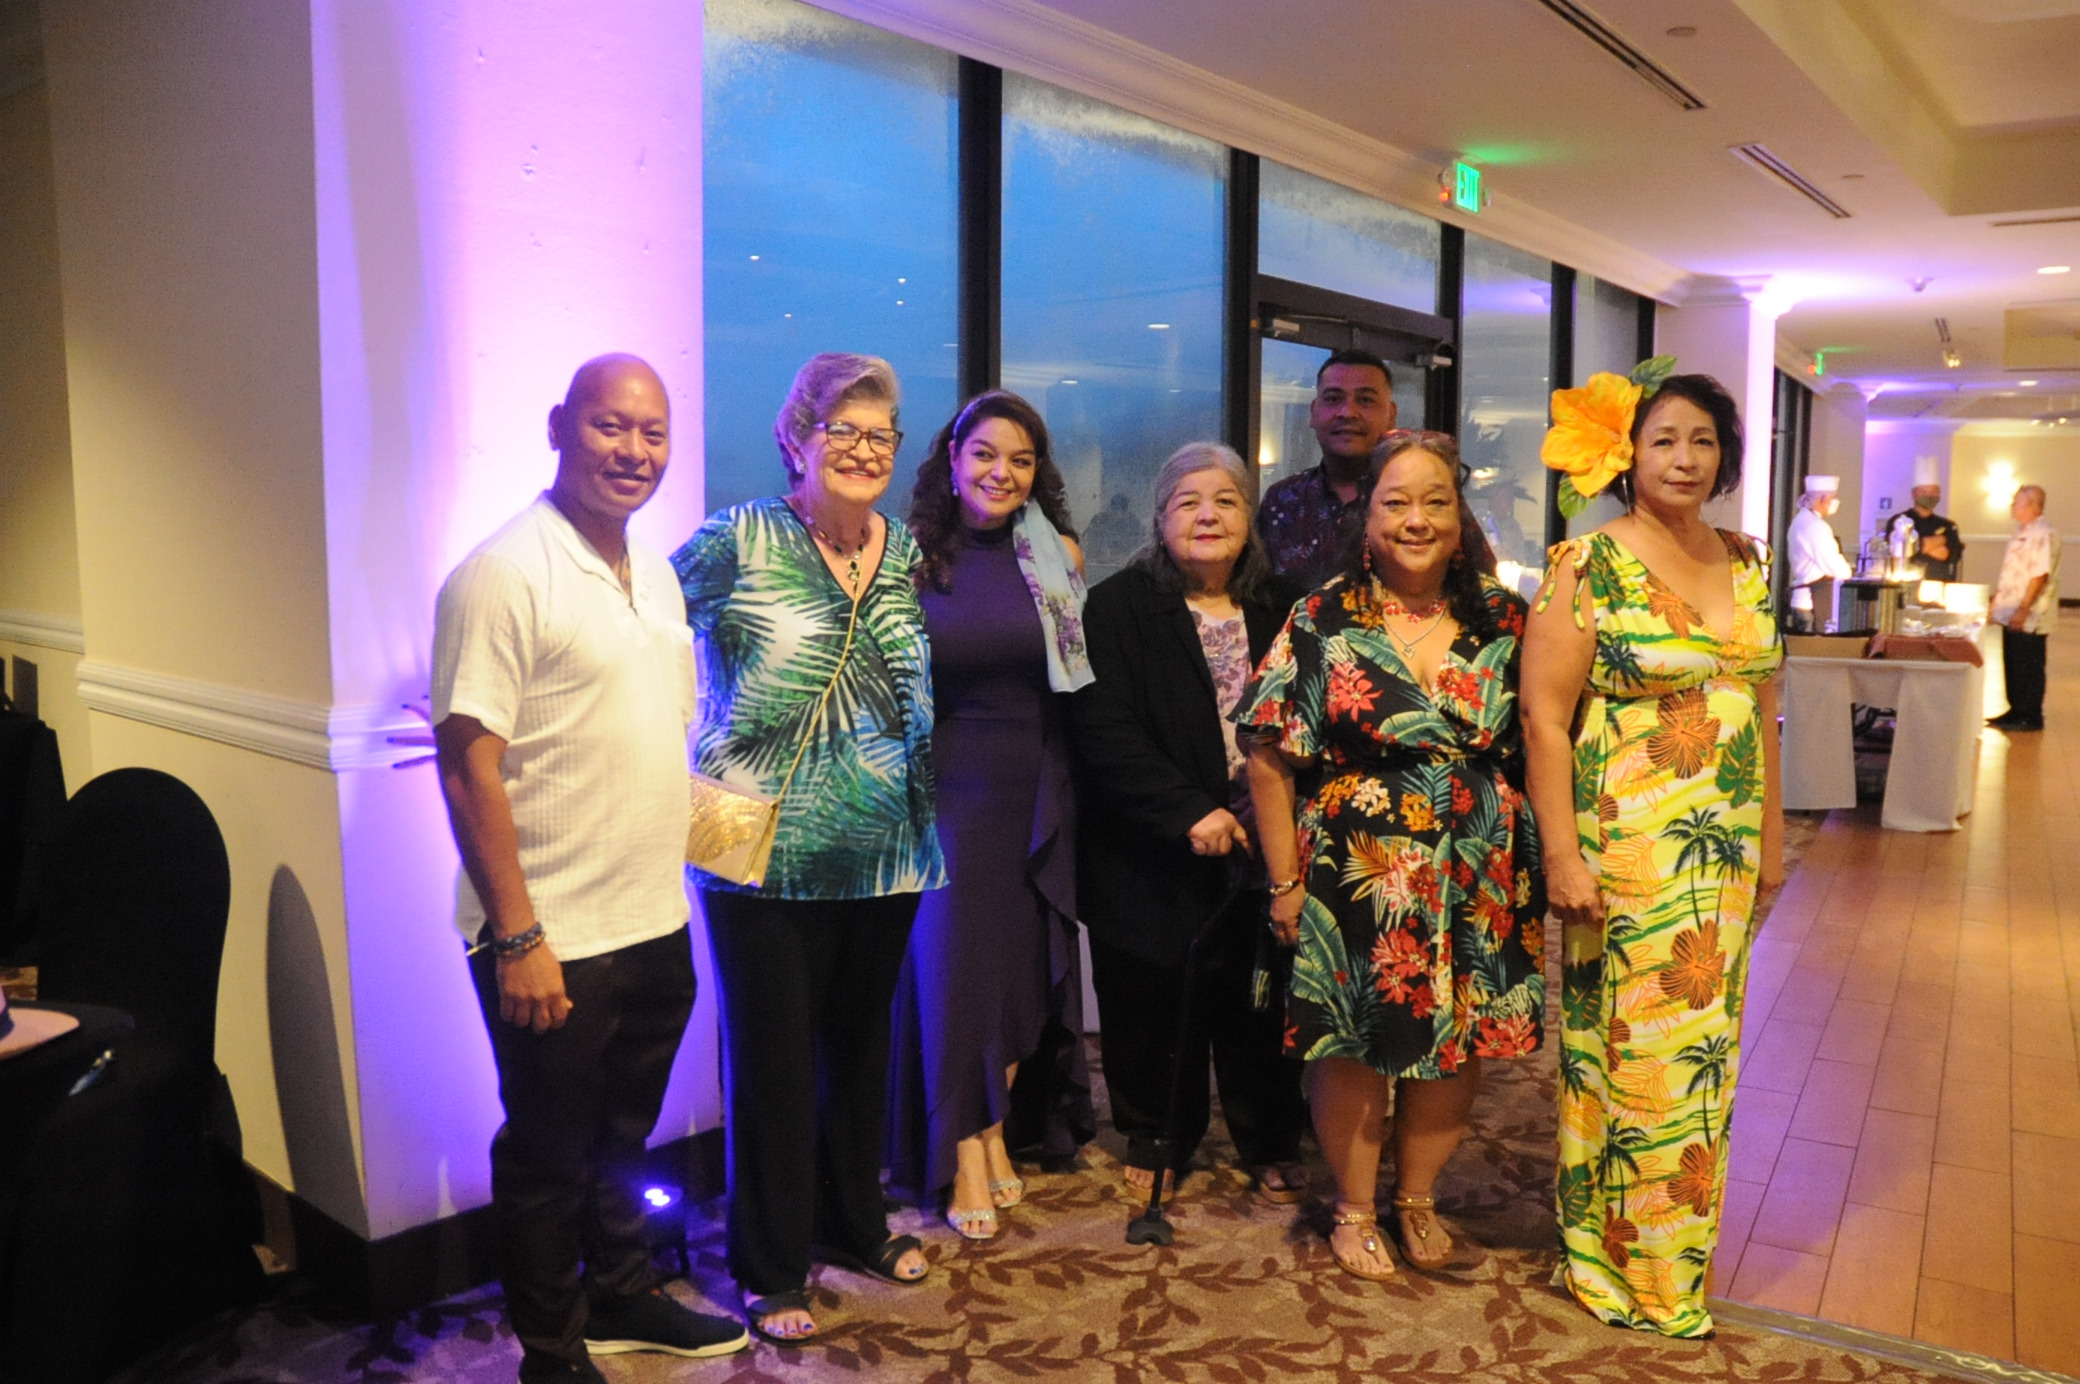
1781, 656, 1983, 832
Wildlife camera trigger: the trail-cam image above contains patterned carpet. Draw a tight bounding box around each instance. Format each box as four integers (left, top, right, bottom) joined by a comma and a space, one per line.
117, 815, 1997, 1384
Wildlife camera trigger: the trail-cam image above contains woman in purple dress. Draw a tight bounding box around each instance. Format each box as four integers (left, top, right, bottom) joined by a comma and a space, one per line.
887, 391, 1096, 1240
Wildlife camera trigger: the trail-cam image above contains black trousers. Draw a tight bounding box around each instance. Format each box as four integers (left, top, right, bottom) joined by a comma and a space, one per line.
1087, 893, 1307, 1173
468, 925, 696, 1370
2004, 626, 2049, 721
701, 889, 919, 1298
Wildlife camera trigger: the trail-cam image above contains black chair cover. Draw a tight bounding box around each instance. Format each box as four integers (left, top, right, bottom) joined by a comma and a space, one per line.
0, 710, 66, 963
8, 770, 263, 1380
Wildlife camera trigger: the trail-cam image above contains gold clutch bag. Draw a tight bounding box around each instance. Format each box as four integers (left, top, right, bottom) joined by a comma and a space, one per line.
686, 772, 779, 887
687, 586, 864, 890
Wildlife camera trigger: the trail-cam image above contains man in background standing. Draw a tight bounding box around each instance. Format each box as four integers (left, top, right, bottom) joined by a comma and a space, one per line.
1885, 459, 1964, 582
1989, 484, 2061, 733
1787, 474, 1854, 632
1257, 349, 1399, 588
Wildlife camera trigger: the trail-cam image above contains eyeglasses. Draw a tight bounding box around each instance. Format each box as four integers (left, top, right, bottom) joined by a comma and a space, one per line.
816, 421, 903, 457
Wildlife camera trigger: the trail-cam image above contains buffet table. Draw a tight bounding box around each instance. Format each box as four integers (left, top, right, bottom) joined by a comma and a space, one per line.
1781, 653, 1983, 832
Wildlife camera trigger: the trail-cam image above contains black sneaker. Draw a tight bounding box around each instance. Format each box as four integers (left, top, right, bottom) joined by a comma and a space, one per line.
517, 1354, 607, 1384
585, 1289, 751, 1358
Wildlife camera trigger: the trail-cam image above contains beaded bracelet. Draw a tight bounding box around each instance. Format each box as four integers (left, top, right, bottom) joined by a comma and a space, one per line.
487, 922, 546, 960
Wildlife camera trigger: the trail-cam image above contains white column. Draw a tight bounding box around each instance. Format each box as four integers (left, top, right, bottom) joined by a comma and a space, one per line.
1655, 277, 1789, 540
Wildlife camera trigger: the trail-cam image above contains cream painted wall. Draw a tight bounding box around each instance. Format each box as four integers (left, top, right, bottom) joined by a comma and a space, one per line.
0, 78, 90, 788
1946, 425, 2080, 598
39, 0, 333, 704
37, 0, 362, 1223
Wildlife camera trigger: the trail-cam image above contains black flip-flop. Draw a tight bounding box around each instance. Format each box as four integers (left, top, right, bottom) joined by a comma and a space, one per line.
860, 1233, 930, 1286
745, 1290, 818, 1347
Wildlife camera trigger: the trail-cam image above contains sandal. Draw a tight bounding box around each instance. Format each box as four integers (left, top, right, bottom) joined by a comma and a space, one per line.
1327, 1203, 1397, 1282
1391, 1191, 1455, 1271
988, 1176, 1026, 1208
745, 1289, 817, 1346
861, 1233, 930, 1284
1122, 1165, 1177, 1202
945, 1203, 998, 1240
1249, 1162, 1309, 1205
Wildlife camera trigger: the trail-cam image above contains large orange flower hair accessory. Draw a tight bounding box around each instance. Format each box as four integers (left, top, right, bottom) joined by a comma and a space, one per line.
1542, 354, 1677, 517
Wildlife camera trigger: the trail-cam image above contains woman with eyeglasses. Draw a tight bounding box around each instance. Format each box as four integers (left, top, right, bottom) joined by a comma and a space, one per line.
886, 391, 1096, 1241
674, 353, 946, 1345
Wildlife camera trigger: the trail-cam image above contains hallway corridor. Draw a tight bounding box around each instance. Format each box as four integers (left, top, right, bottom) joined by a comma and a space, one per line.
1720, 630, 2080, 1373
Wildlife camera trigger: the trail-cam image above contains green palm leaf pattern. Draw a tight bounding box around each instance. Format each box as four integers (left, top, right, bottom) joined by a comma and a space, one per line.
675, 498, 947, 900
1552, 531, 1783, 1338
1235, 574, 1544, 1083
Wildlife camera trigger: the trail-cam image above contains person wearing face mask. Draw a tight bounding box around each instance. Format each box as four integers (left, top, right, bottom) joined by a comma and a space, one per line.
1242, 434, 1543, 1283
1258, 350, 1401, 589
1522, 366, 1785, 1338
887, 390, 1096, 1241
674, 353, 943, 1345
1071, 442, 1311, 1209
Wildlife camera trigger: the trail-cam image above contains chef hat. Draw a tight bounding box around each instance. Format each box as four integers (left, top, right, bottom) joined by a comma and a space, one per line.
1913, 455, 1941, 488
1803, 474, 1840, 495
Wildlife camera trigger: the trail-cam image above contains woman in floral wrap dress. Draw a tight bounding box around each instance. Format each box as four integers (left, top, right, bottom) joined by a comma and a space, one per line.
1523, 369, 1784, 1337
1243, 435, 1545, 1281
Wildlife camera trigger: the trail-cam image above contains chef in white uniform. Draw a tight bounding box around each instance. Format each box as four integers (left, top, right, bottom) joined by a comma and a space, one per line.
1788, 473, 1854, 632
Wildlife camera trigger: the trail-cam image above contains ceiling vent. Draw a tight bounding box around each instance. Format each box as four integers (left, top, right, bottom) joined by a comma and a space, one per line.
1729, 144, 1853, 219
1531, 0, 1708, 111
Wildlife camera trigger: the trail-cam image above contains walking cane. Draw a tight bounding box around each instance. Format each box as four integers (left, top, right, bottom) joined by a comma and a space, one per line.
1125, 854, 1246, 1247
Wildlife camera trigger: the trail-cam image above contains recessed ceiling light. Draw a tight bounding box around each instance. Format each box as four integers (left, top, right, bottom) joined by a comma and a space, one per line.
1147, 323, 1171, 330
2042, 265, 2073, 275
2020, 379, 2039, 386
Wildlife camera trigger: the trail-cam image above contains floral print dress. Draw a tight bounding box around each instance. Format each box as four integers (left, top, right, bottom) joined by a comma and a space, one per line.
1541, 530, 1782, 1338
1238, 575, 1545, 1079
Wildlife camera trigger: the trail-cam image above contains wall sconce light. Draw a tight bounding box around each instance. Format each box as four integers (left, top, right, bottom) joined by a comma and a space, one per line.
1984, 460, 2020, 513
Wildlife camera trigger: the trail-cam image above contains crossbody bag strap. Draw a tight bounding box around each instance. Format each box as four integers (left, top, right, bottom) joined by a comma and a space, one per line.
769, 587, 865, 809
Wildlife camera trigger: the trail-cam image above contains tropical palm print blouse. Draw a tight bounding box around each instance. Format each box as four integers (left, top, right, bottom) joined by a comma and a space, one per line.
675, 497, 947, 900
1238, 574, 1545, 1079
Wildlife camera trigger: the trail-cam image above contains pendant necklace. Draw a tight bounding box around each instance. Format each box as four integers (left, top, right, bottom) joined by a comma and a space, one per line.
792, 498, 871, 592
1373, 580, 1448, 660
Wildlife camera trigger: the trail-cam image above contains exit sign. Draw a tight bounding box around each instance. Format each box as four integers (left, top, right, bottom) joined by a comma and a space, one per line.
1452, 161, 1483, 213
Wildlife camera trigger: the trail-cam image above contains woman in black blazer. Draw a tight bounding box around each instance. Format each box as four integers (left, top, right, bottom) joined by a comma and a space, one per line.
1072, 441, 1310, 1204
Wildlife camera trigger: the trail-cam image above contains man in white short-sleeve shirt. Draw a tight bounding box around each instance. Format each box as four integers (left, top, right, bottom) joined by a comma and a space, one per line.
433, 355, 746, 1380
1990, 484, 2062, 733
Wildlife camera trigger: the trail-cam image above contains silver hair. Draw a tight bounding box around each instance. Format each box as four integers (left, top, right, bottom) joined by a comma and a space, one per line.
1127, 440, 1271, 602
1146, 440, 1255, 545
773, 353, 900, 478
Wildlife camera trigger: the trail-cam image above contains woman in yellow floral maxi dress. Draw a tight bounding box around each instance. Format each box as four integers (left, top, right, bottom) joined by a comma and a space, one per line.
1522, 369, 1784, 1337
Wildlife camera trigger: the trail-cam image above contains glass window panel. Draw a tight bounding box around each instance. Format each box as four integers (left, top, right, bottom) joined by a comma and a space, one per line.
1459, 233, 1553, 575
1567, 274, 1645, 536
1258, 339, 1426, 499
1259, 161, 1439, 313
703, 0, 958, 517
1001, 75, 1226, 582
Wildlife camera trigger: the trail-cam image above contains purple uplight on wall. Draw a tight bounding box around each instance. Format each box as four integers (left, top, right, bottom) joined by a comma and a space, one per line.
309, 0, 714, 1240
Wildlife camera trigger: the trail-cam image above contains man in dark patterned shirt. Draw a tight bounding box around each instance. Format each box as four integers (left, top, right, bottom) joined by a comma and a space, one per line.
1257, 349, 1399, 589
